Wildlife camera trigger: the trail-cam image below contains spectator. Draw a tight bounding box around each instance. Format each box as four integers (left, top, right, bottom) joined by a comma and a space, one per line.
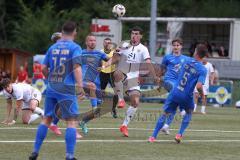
33, 61, 45, 79
5, 69, 11, 79
218, 45, 228, 57
212, 64, 219, 85
1, 71, 8, 79
16, 66, 28, 83
156, 42, 165, 57
204, 41, 212, 57
189, 39, 198, 57
211, 43, 220, 57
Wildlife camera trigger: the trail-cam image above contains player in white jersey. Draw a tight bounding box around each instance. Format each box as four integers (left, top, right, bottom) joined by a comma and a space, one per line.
193, 59, 214, 114
102, 26, 159, 137
0, 78, 44, 125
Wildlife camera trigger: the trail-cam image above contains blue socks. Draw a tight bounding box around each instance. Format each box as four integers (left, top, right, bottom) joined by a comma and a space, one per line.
90, 98, 98, 108
65, 128, 77, 159
152, 114, 167, 138
33, 124, 48, 153
178, 113, 192, 135
52, 116, 59, 125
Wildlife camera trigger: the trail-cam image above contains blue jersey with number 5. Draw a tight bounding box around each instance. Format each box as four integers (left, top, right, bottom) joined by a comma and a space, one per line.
43, 39, 82, 96
171, 58, 207, 98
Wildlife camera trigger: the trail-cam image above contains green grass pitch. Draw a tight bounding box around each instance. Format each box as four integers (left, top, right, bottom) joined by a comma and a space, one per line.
0, 97, 240, 160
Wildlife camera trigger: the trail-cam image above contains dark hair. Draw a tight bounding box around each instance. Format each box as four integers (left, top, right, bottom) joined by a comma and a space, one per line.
62, 21, 77, 34
0, 78, 11, 89
130, 26, 143, 34
195, 43, 208, 58
104, 37, 111, 41
172, 38, 183, 45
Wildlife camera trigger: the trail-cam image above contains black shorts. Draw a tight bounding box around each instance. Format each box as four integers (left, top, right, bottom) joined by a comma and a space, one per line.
99, 72, 115, 90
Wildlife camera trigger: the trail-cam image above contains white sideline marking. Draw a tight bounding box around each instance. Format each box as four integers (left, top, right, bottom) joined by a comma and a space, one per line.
1, 139, 240, 143
0, 127, 240, 133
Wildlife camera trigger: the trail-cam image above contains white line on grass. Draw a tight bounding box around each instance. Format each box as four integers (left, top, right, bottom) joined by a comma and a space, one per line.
1, 139, 240, 143
1, 127, 240, 133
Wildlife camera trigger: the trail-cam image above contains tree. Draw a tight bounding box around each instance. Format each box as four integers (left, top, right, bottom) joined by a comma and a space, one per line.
0, 0, 7, 47
12, 1, 59, 54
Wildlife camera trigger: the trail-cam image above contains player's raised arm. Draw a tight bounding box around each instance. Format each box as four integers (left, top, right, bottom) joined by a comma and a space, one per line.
102, 50, 120, 69
145, 59, 161, 84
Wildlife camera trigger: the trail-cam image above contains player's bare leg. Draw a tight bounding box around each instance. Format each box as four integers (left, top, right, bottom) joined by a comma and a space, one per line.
79, 82, 98, 135
114, 70, 126, 108
201, 95, 207, 114
27, 99, 44, 124
120, 90, 140, 137
193, 92, 199, 112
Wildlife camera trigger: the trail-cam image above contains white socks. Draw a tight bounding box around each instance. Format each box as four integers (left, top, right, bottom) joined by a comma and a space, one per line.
115, 81, 124, 100
193, 104, 197, 112
28, 107, 44, 124
28, 114, 41, 124
122, 106, 137, 126
201, 106, 206, 113
162, 124, 169, 129
34, 107, 44, 116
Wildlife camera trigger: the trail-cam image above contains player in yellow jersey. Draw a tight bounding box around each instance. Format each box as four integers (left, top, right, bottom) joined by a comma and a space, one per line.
100, 38, 118, 118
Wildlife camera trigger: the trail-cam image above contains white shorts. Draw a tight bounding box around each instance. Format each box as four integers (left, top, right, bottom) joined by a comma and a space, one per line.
22, 89, 42, 110
126, 71, 140, 91
194, 85, 209, 96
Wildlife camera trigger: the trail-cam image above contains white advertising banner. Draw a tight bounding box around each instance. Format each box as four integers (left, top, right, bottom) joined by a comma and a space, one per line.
91, 19, 122, 50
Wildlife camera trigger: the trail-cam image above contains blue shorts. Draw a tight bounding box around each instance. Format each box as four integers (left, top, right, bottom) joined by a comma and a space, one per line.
44, 93, 79, 119
163, 81, 185, 111
163, 93, 194, 113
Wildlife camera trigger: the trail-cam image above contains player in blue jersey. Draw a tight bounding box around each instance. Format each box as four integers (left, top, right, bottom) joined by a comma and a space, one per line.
29, 21, 84, 160
148, 43, 207, 143
47, 32, 82, 139
47, 31, 63, 136
79, 34, 110, 135
160, 38, 189, 135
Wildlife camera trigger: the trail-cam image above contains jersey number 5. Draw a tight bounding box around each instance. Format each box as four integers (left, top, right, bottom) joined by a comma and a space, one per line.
180, 72, 190, 87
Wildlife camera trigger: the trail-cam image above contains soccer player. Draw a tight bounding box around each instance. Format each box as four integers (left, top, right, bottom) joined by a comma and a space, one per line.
193, 59, 214, 114
46, 32, 82, 138
102, 26, 159, 137
29, 21, 84, 160
148, 43, 207, 143
0, 78, 44, 125
100, 38, 118, 118
51, 32, 62, 43
47, 32, 63, 136
79, 34, 110, 135
160, 38, 189, 135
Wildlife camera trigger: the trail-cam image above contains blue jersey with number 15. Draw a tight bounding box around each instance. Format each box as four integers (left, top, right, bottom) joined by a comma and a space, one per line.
171, 57, 207, 99
43, 39, 82, 96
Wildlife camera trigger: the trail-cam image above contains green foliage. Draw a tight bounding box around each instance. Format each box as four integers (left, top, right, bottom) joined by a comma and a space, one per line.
12, 0, 58, 54
2, 0, 240, 54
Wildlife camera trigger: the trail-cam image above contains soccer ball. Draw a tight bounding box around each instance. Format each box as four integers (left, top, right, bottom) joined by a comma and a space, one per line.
112, 4, 126, 18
